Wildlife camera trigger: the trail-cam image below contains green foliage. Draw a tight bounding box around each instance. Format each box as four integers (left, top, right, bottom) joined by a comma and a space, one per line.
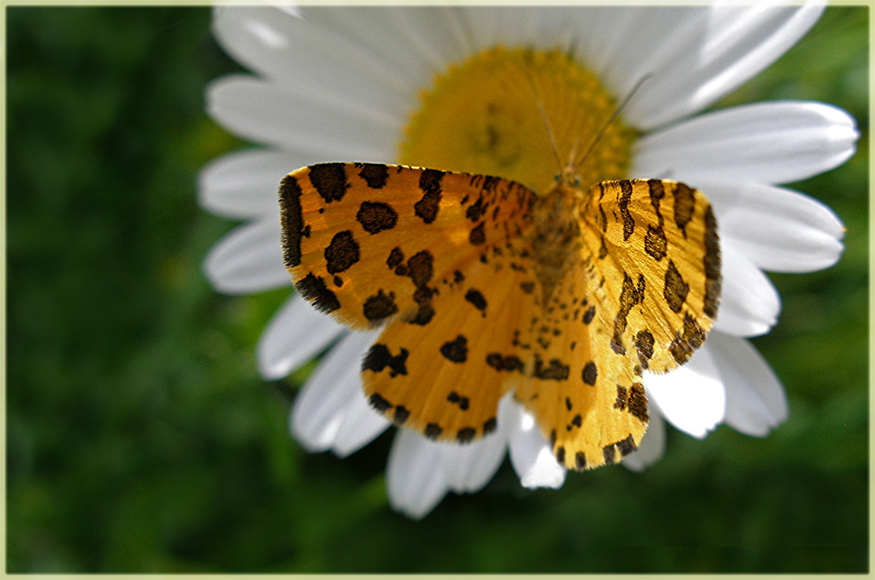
7, 7, 868, 573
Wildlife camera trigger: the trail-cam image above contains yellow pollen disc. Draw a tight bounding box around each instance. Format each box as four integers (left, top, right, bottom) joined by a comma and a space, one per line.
398, 46, 636, 195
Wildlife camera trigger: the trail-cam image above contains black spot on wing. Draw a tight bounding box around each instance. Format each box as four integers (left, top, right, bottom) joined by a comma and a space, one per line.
618, 180, 635, 241
616, 434, 638, 457
424, 423, 443, 440
635, 330, 655, 369
394, 405, 410, 425
309, 163, 349, 202
611, 273, 645, 355
368, 392, 391, 412
669, 314, 706, 366
456, 427, 476, 443
533, 356, 569, 381
357, 163, 389, 189
603, 445, 617, 466
582, 361, 597, 385
673, 182, 695, 237
644, 225, 667, 261
357, 201, 398, 234
598, 235, 609, 259
440, 335, 468, 363
703, 204, 721, 319
664, 260, 689, 313
486, 353, 524, 372
362, 343, 408, 377
447, 391, 470, 411
469, 222, 486, 245
627, 383, 648, 422
386, 247, 404, 270
406, 251, 434, 288
324, 230, 360, 274
279, 174, 304, 268
296, 273, 340, 313
404, 302, 435, 326
414, 169, 444, 223
483, 417, 497, 435
583, 305, 596, 325
465, 195, 487, 222
363, 289, 398, 322
614, 386, 628, 410
465, 288, 487, 314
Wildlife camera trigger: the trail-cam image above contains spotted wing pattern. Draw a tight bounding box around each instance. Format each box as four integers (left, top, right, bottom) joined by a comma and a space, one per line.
362, 237, 543, 443
582, 179, 721, 373
280, 162, 536, 329
514, 178, 720, 469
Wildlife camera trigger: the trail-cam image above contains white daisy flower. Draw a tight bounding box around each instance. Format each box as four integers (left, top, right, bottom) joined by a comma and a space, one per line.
199, 5, 857, 519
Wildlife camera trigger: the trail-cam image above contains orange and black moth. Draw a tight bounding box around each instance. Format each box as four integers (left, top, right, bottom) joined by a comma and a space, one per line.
279, 161, 720, 470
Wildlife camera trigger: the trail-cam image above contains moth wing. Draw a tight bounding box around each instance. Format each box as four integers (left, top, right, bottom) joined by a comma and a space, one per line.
582, 179, 721, 373
279, 162, 536, 329
514, 178, 720, 470
362, 242, 543, 443
512, 264, 649, 470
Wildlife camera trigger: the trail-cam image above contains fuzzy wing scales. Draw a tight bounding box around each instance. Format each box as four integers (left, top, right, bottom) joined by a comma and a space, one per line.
362, 241, 543, 443
512, 263, 649, 470
279, 162, 537, 329
582, 179, 721, 374
515, 178, 720, 470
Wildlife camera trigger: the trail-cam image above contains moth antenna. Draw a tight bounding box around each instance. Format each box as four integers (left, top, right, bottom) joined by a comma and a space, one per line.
574, 73, 652, 170
524, 68, 564, 173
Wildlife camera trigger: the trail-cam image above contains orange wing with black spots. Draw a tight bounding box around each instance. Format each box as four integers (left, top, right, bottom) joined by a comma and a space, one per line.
362, 238, 544, 443
581, 179, 720, 373
515, 179, 720, 470
512, 265, 651, 470
279, 163, 537, 329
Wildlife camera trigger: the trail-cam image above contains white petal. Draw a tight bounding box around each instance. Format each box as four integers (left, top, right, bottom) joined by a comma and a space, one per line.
615, 4, 824, 129
206, 75, 398, 162
701, 180, 845, 273
257, 294, 347, 379
198, 149, 303, 220
458, 7, 578, 54
708, 332, 788, 437
290, 329, 388, 453
311, 7, 468, 90
203, 218, 289, 294
645, 343, 725, 439
386, 414, 509, 518
573, 7, 656, 76
503, 395, 566, 489
581, 7, 711, 111
386, 430, 452, 520
331, 390, 393, 458
382, 8, 471, 74
713, 243, 781, 337
622, 411, 666, 472
633, 101, 858, 185
439, 431, 507, 494
213, 7, 419, 104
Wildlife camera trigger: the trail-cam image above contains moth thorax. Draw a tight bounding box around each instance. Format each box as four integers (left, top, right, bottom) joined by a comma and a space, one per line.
529, 185, 583, 300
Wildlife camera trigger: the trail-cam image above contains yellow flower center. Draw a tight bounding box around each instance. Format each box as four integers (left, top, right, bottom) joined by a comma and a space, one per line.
398, 47, 636, 195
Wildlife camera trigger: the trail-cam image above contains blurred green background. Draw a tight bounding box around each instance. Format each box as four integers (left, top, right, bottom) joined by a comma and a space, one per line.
7, 6, 868, 573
